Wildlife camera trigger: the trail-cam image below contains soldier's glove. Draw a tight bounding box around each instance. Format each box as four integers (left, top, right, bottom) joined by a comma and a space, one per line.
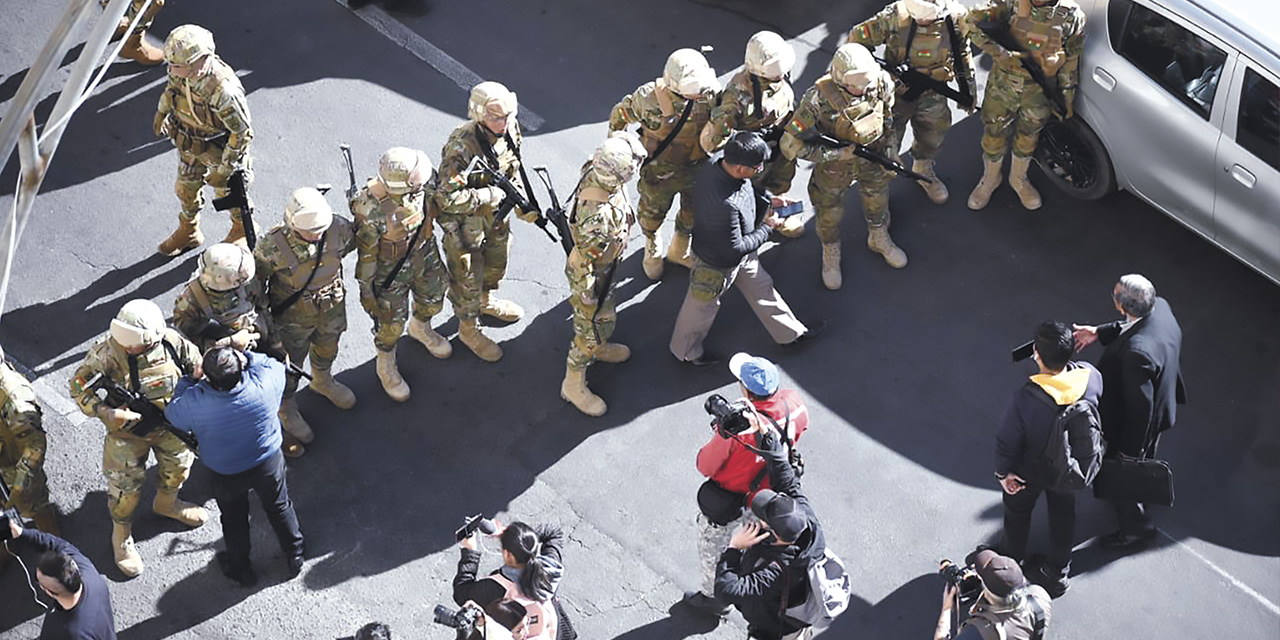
1060, 90, 1077, 120
516, 208, 541, 224
833, 145, 862, 163
216, 328, 260, 351
477, 186, 506, 208
97, 406, 142, 431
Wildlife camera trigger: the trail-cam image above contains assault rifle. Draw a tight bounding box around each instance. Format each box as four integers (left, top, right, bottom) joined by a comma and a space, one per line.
532, 166, 574, 256
465, 156, 560, 245
212, 169, 257, 250
340, 143, 358, 202
82, 372, 200, 452
975, 21, 1069, 118
196, 318, 312, 381
880, 58, 976, 110
804, 133, 933, 182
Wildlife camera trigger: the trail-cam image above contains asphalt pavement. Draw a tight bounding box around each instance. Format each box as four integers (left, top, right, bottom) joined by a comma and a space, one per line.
1, 1, 1277, 639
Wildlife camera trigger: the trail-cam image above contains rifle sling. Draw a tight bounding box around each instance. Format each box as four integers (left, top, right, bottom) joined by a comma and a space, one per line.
750, 74, 764, 120
378, 222, 424, 293
507, 133, 542, 214
271, 231, 327, 318
643, 97, 694, 167
904, 19, 919, 61
944, 16, 973, 105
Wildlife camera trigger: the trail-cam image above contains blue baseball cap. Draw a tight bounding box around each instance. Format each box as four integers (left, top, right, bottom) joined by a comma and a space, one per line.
729, 352, 779, 397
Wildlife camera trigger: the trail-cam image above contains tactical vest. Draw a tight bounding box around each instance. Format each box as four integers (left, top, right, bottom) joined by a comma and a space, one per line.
487, 573, 558, 640
0, 365, 42, 464
815, 76, 887, 146
572, 184, 629, 263
455, 124, 523, 215
1007, 2, 1073, 76
265, 227, 346, 309
105, 332, 185, 409
164, 57, 239, 138
966, 589, 1051, 640
899, 18, 956, 80
727, 70, 794, 133
358, 180, 426, 262
643, 85, 711, 165
185, 281, 265, 334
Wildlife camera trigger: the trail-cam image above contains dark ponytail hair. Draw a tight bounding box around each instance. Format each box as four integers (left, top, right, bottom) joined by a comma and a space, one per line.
499, 521, 563, 601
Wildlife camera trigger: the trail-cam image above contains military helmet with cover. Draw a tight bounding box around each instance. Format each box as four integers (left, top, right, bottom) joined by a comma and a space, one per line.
377, 147, 434, 196
662, 48, 720, 98
831, 43, 879, 93
163, 24, 215, 66
467, 81, 518, 124
591, 131, 647, 188
744, 31, 795, 81
198, 243, 255, 292
285, 187, 334, 234
110, 299, 166, 349
903, 0, 946, 22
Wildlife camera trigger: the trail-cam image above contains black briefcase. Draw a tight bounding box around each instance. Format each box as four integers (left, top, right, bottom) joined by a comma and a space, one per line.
1092, 455, 1174, 507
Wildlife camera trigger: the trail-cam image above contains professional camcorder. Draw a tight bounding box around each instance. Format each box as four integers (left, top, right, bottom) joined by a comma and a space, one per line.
433, 604, 481, 640
704, 393, 752, 437
939, 558, 984, 603
454, 514, 497, 542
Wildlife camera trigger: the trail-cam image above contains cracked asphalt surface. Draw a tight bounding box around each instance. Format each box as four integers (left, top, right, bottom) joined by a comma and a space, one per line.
2, 1, 1278, 639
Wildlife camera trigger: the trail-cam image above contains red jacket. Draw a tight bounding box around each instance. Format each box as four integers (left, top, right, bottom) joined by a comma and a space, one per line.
696, 389, 808, 500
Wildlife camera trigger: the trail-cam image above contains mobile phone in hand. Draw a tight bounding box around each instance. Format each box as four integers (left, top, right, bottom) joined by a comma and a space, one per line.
773, 201, 805, 218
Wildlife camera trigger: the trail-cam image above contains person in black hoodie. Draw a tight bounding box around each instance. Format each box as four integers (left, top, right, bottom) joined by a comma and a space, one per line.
995, 321, 1103, 598
715, 411, 825, 640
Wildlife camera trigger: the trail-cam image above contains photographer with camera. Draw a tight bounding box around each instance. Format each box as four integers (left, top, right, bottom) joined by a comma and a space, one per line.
684, 353, 808, 618
935, 549, 1052, 640
452, 520, 575, 640
713, 409, 827, 640
5, 516, 117, 639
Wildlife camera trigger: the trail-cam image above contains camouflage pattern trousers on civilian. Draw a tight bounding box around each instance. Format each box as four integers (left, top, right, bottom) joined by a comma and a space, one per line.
669, 254, 806, 362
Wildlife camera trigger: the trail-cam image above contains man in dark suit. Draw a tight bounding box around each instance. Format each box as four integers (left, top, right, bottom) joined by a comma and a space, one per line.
1074, 274, 1186, 548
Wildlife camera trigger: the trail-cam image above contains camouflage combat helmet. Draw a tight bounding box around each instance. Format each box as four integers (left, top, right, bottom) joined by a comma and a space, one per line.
745, 31, 795, 81
662, 48, 719, 98
377, 147, 433, 196
285, 187, 334, 234
163, 24, 215, 66
904, 0, 946, 21
110, 299, 166, 349
467, 81, 518, 124
592, 131, 646, 188
831, 43, 879, 93
198, 243, 254, 292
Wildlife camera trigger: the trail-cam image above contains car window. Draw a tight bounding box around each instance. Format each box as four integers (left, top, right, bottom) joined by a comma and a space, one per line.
1237, 68, 1280, 172
1111, 1, 1228, 120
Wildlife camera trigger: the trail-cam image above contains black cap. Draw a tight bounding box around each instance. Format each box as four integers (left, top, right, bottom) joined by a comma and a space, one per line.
750, 489, 808, 543
967, 549, 1027, 597
723, 131, 769, 168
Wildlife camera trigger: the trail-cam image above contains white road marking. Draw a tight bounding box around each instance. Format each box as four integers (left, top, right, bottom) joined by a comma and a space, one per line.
333, 0, 545, 132
1159, 529, 1280, 616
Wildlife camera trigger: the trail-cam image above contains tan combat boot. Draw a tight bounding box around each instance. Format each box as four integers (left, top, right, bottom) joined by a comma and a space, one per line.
112, 522, 144, 577
480, 292, 523, 323
458, 319, 503, 362
821, 242, 842, 290
561, 366, 606, 417
1008, 156, 1043, 210
309, 364, 356, 409
222, 213, 248, 247
913, 159, 949, 205
407, 317, 453, 359
158, 216, 204, 256
375, 349, 411, 402
153, 488, 208, 528
666, 231, 694, 268
642, 232, 665, 280
278, 397, 315, 444
867, 222, 908, 269
967, 157, 1004, 210
776, 215, 805, 239
120, 31, 164, 65
595, 342, 631, 364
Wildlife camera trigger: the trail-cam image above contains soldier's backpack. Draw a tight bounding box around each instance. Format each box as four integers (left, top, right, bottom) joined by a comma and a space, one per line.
1029, 383, 1105, 493
784, 548, 852, 629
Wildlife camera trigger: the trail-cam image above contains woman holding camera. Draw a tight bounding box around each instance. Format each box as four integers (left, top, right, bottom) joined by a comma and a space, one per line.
453, 521, 576, 640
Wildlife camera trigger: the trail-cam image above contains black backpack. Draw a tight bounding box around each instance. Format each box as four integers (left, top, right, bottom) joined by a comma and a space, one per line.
1029, 384, 1105, 492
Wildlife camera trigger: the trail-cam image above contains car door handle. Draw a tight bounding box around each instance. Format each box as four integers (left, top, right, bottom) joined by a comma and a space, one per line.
1093, 67, 1117, 91
1228, 164, 1256, 189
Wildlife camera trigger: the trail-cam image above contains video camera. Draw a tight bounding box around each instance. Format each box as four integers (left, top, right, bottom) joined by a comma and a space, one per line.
433, 604, 481, 640
454, 514, 497, 543
704, 394, 752, 438
938, 558, 984, 604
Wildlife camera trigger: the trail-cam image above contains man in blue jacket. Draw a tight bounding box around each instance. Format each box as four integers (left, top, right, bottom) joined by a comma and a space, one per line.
165, 348, 305, 586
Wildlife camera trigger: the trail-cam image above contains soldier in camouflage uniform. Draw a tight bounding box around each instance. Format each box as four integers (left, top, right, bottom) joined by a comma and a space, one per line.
68, 300, 206, 577
350, 147, 452, 400
154, 25, 255, 257
255, 187, 359, 440
846, 0, 977, 204
436, 82, 541, 363
0, 347, 59, 543
104, 0, 166, 64
609, 49, 721, 280
700, 32, 805, 239
560, 132, 647, 417
967, 0, 1085, 210
781, 43, 905, 290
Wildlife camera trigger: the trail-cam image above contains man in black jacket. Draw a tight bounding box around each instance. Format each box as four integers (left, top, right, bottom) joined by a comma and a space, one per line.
6, 518, 117, 639
715, 413, 825, 640
1073, 274, 1185, 548
669, 132, 817, 367
995, 321, 1102, 597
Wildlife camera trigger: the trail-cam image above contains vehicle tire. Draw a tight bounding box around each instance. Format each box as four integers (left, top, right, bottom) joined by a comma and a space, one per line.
1034, 117, 1117, 201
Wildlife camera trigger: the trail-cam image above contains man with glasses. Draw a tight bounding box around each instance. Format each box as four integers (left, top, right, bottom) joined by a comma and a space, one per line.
670, 132, 818, 367
6, 518, 117, 638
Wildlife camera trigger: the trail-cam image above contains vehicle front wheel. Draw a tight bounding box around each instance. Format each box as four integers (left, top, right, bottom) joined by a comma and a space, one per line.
1034, 117, 1117, 201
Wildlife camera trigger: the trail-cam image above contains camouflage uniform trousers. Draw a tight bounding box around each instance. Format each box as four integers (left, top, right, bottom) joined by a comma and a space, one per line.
696, 511, 754, 597
103, 430, 195, 524
275, 297, 347, 397
888, 89, 953, 162
807, 156, 893, 245
1, 463, 51, 517
980, 69, 1053, 161
174, 140, 252, 223
439, 212, 510, 323
565, 256, 619, 372
637, 160, 702, 236
360, 243, 448, 352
